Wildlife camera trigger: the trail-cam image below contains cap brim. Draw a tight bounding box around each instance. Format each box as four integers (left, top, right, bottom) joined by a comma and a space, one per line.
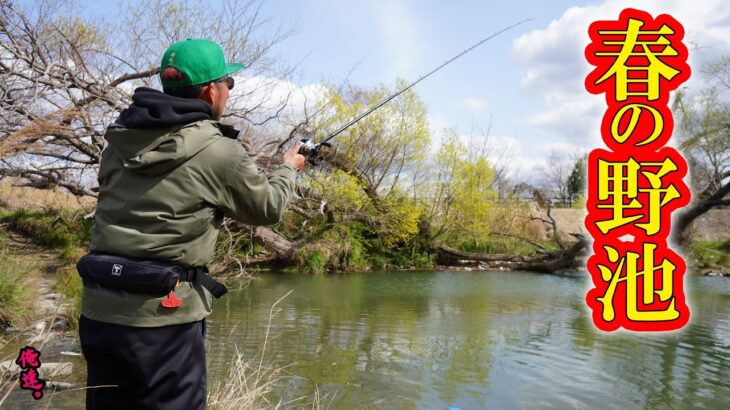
224, 63, 245, 76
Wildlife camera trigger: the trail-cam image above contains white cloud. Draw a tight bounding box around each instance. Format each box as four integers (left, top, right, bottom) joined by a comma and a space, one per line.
513, 0, 730, 149
527, 98, 604, 145
461, 97, 489, 113
439, 128, 528, 179
485, 134, 526, 178
426, 113, 453, 152
535, 141, 587, 157
369, 0, 424, 79
228, 74, 329, 127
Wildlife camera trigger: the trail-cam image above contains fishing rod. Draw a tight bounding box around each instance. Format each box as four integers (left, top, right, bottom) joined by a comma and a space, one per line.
298, 18, 533, 163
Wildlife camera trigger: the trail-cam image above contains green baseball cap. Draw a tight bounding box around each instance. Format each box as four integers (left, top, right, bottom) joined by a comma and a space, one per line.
160, 38, 244, 88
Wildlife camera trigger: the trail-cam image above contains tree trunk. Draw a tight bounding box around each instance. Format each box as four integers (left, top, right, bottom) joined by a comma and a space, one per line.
241, 225, 300, 263
673, 180, 730, 243
436, 235, 588, 274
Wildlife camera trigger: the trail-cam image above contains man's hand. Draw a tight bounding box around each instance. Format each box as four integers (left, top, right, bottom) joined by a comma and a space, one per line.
283, 142, 306, 171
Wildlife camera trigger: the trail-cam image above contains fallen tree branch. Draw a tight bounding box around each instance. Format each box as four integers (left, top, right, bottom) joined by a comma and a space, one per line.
436, 234, 588, 273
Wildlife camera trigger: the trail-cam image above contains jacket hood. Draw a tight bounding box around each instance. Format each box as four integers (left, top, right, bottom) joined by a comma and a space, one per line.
116, 87, 213, 129
104, 88, 239, 176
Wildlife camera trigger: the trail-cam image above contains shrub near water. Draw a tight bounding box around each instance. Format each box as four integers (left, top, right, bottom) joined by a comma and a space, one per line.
305, 250, 327, 274
689, 240, 730, 272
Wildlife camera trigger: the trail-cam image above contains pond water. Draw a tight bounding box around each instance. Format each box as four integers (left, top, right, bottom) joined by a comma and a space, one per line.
4, 270, 730, 409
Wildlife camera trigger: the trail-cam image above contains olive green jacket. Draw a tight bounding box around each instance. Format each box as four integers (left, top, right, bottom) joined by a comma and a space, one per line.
82, 119, 296, 327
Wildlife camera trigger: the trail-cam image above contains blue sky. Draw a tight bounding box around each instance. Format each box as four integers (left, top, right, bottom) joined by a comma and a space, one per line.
261, 0, 588, 127
260, 0, 597, 176
76, 0, 730, 179
242, 0, 730, 179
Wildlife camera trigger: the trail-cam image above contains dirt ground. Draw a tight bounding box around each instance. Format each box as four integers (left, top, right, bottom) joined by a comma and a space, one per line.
687, 209, 730, 241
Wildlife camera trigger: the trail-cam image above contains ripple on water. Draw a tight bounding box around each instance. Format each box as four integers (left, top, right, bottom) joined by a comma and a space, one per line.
204, 272, 730, 409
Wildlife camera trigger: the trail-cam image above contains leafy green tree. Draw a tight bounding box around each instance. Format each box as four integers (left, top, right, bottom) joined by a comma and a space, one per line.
425, 133, 499, 248
567, 158, 586, 207
296, 81, 430, 248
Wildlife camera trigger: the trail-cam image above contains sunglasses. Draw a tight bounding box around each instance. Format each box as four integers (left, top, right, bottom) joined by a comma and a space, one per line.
214, 76, 235, 90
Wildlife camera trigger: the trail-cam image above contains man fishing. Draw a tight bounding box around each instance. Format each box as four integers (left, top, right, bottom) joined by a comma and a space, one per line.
73, 17, 530, 408
77, 38, 305, 410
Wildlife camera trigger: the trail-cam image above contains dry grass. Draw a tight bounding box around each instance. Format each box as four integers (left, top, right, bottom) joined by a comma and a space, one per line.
207, 345, 287, 410
207, 290, 332, 410
0, 373, 19, 408
0, 179, 95, 211
0, 246, 36, 327
208, 291, 291, 410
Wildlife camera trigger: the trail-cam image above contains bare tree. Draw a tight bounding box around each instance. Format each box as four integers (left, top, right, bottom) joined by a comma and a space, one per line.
673, 63, 730, 242
535, 150, 585, 207
462, 120, 518, 198
0, 0, 296, 195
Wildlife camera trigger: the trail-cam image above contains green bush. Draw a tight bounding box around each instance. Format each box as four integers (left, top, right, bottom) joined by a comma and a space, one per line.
367, 254, 388, 271
391, 253, 410, 268
304, 250, 327, 274
412, 251, 434, 268
688, 240, 730, 271
346, 236, 369, 270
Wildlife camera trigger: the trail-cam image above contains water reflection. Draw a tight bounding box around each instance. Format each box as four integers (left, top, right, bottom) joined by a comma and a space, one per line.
208, 272, 730, 409
5, 271, 730, 409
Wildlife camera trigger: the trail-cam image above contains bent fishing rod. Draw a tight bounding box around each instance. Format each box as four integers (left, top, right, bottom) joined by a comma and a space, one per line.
298, 18, 533, 163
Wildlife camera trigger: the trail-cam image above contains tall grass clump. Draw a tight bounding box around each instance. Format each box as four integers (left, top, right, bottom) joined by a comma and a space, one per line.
54, 266, 83, 331
207, 291, 331, 409
208, 291, 291, 409
207, 345, 285, 410
0, 246, 35, 327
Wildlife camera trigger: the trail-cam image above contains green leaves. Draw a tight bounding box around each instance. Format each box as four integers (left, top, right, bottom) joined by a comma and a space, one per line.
430, 133, 499, 246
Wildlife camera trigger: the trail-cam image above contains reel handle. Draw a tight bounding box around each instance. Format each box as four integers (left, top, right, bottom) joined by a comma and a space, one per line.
298, 138, 331, 166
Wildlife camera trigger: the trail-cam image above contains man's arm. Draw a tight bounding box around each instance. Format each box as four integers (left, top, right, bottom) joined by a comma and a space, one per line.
217, 142, 305, 225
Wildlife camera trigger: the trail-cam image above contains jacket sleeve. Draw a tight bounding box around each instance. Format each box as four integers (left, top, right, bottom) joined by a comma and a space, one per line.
217, 143, 297, 225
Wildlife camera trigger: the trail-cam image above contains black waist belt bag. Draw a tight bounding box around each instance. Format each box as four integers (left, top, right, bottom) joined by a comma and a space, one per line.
76, 253, 227, 298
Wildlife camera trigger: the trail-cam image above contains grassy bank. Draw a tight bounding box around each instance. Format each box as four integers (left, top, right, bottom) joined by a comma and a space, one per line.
0, 209, 89, 329
288, 222, 437, 273
4, 208, 728, 275
1, 209, 92, 262
213, 219, 441, 274
687, 240, 730, 273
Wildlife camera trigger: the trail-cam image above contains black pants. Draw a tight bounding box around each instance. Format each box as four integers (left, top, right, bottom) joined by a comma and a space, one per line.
79, 315, 207, 410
